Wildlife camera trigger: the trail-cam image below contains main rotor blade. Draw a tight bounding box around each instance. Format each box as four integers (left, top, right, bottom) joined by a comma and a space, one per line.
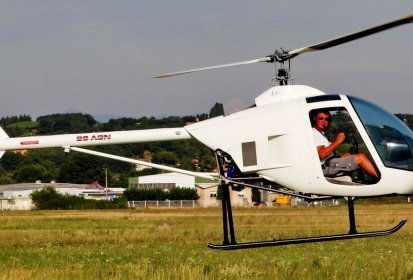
155, 12, 413, 78
154, 57, 271, 78
287, 13, 413, 58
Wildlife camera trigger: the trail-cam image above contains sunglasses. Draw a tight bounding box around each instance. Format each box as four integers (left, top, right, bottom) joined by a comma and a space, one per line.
318, 117, 331, 122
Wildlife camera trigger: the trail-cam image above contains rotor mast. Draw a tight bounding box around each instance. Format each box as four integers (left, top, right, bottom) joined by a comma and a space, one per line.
270, 49, 294, 86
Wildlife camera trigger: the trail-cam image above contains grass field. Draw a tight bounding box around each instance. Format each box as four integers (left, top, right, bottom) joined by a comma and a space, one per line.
1, 204, 413, 279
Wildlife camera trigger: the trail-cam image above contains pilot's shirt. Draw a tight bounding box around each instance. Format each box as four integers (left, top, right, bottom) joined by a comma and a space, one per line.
313, 127, 335, 163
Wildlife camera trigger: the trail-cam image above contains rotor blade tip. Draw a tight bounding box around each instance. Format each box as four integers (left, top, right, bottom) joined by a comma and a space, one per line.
154, 74, 166, 79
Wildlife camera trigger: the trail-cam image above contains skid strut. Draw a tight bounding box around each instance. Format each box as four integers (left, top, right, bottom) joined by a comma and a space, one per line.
220, 184, 236, 245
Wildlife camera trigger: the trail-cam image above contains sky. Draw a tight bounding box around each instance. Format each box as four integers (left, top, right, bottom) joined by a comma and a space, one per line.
0, 1, 412, 121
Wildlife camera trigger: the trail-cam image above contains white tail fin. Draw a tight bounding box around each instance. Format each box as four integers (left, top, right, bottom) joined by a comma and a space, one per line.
0, 126, 9, 139
0, 126, 9, 159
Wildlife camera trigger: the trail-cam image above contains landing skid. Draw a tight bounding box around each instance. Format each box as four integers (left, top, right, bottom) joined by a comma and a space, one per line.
208, 220, 406, 250
211, 150, 407, 250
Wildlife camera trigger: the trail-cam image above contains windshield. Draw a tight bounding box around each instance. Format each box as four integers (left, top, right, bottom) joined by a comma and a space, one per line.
349, 96, 413, 171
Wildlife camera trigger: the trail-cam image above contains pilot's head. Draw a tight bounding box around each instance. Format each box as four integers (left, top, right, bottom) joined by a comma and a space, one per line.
313, 110, 331, 132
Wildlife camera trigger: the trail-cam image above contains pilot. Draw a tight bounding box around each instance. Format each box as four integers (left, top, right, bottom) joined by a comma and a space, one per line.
312, 110, 378, 178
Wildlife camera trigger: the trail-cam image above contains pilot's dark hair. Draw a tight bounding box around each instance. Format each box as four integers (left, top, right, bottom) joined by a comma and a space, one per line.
310, 109, 332, 128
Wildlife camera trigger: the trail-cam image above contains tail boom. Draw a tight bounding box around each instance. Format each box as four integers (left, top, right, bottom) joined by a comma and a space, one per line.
0, 128, 191, 151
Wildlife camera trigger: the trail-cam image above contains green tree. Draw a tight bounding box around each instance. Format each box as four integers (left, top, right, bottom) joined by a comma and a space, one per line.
0, 152, 24, 171
58, 153, 106, 184
30, 186, 62, 210
395, 113, 413, 131
37, 113, 96, 134
153, 151, 178, 165
168, 187, 199, 200
123, 187, 198, 201
100, 118, 140, 131
31, 186, 128, 210
123, 188, 168, 201
13, 155, 58, 183
197, 113, 208, 121
0, 116, 18, 128
209, 102, 224, 118
110, 172, 129, 188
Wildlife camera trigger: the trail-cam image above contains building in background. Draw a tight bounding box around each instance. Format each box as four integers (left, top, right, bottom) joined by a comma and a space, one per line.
129, 172, 195, 190
0, 181, 124, 210
129, 172, 255, 207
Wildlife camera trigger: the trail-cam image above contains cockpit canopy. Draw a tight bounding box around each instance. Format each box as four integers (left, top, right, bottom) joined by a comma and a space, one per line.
349, 96, 413, 171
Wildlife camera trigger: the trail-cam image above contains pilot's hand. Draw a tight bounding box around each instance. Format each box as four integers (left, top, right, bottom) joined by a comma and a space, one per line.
336, 132, 345, 144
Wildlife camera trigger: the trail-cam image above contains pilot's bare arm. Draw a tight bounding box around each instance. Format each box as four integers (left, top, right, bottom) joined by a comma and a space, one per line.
317, 132, 345, 159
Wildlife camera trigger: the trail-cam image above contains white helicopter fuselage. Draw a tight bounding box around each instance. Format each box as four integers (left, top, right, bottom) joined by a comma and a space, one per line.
185, 85, 413, 197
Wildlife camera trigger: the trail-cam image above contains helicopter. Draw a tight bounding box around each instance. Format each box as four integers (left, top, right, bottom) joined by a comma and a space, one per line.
0, 12, 412, 250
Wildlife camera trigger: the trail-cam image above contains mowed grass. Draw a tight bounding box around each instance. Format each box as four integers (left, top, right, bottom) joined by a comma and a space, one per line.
1, 205, 413, 279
